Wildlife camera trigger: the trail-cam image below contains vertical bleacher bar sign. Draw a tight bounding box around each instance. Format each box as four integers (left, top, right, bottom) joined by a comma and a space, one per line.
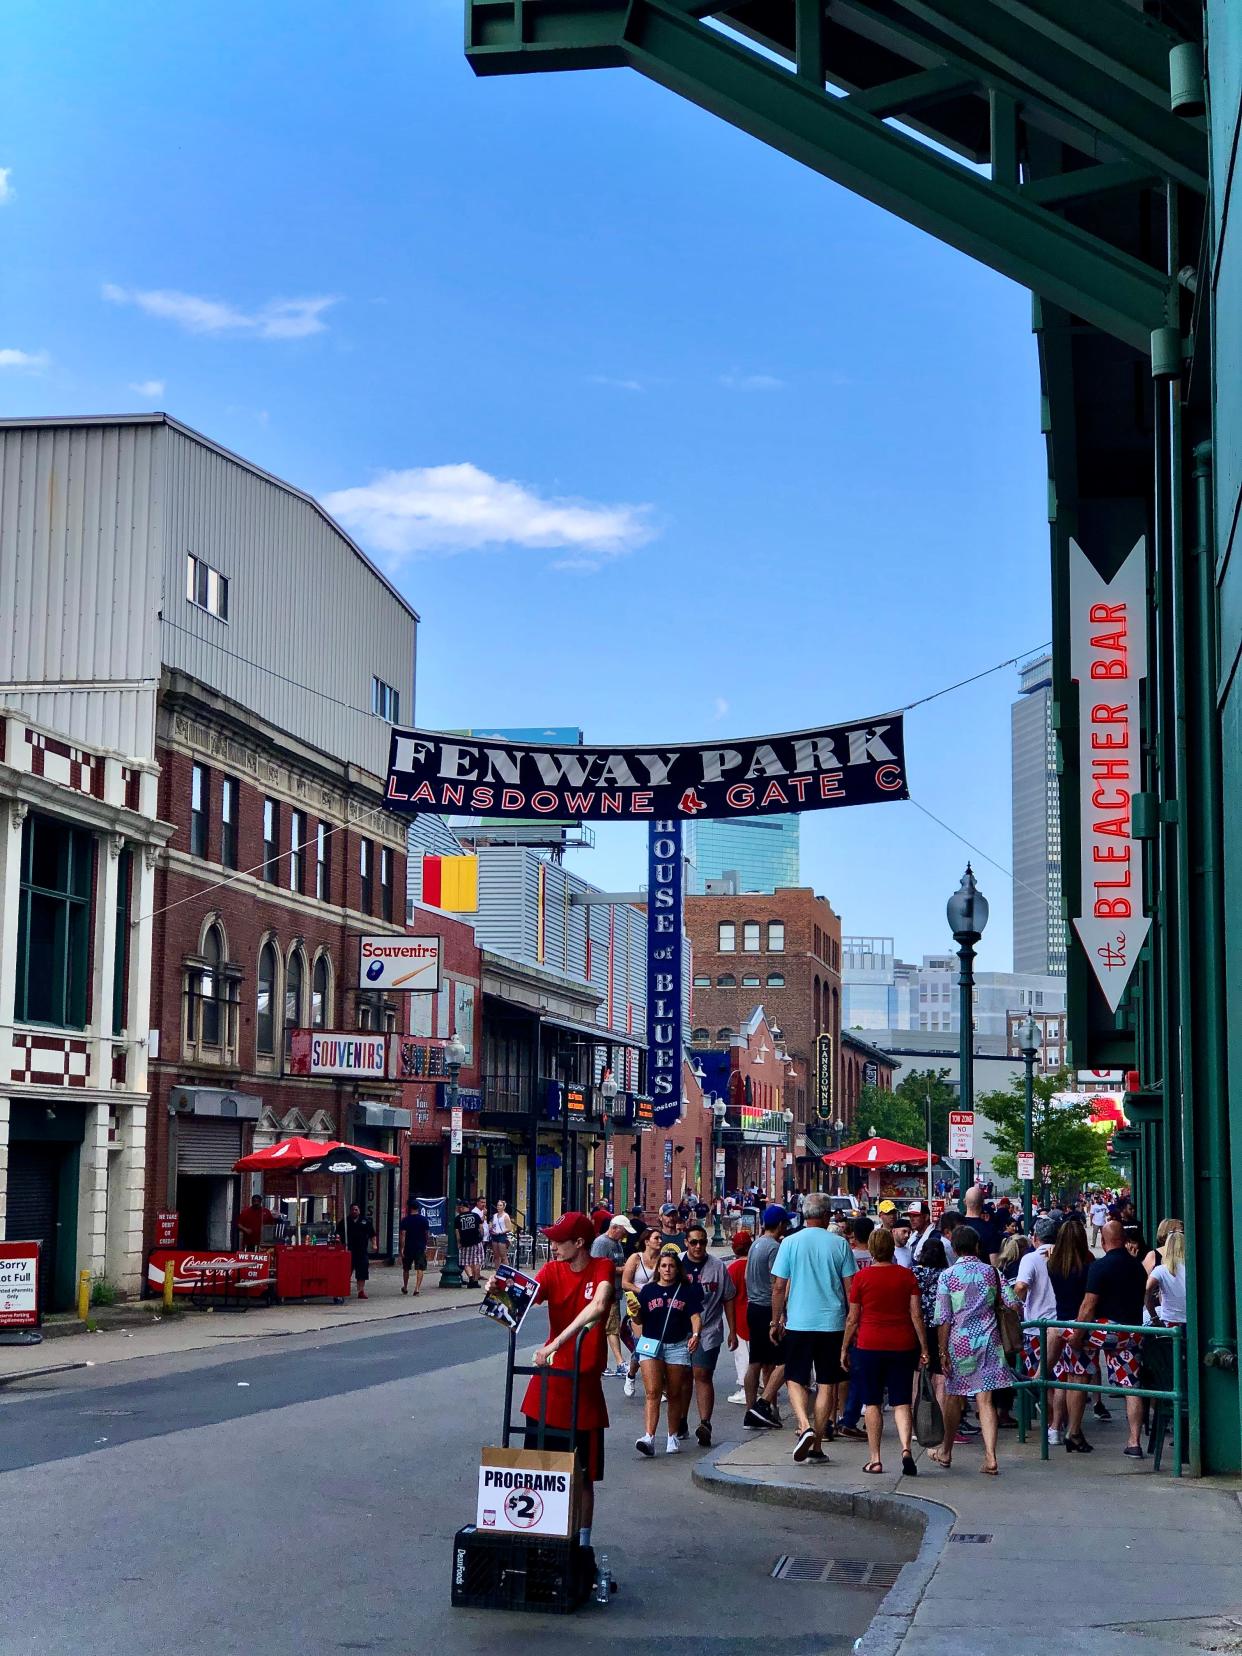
1069, 539, 1150, 1011
647, 821, 684, 1127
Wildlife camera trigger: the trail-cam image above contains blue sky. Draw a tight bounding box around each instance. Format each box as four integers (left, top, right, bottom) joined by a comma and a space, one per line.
2, 0, 1050, 967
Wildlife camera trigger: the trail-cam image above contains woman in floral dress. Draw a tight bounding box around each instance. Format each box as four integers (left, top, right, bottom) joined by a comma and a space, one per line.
930, 1225, 1018, 1475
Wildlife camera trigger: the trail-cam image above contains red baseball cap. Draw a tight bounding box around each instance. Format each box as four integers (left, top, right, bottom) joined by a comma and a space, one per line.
541, 1212, 595, 1246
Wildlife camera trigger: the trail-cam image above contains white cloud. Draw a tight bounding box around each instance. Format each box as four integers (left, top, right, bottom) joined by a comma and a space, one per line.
102, 284, 336, 340
720, 371, 786, 391
0, 168, 12, 205
589, 374, 645, 392
323, 462, 653, 571
0, 348, 49, 371
712, 696, 730, 721
129, 379, 165, 398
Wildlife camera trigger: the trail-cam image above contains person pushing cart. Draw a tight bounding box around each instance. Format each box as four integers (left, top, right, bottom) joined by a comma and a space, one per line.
524, 1212, 614, 1551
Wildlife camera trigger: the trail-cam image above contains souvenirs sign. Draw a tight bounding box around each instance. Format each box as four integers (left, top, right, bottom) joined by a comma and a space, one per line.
386, 716, 908, 822
1069, 540, 1150, 1011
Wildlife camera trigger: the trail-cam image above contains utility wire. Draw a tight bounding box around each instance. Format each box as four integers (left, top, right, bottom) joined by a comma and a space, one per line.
160, 613, 383, 722
901, 642, 1051, 713
908, 797, 1050, 909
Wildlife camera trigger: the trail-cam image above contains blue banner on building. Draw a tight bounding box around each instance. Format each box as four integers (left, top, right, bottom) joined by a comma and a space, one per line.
647, 819, 684, 1127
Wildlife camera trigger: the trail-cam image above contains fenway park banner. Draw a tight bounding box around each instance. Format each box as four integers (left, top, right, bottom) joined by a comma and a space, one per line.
386, 716, 909, 822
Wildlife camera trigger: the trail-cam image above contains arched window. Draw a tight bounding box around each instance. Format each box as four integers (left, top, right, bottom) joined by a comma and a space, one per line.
312, 954, 331, 1028
741, 974, 760, 987
742, 921, 760, 952
201, 925, 223, 1047
814, 974, 822, 1033
717, 973, 736, 987
766, 973, 785, 987
257, 941, 277, 1056
284, 949, 305, 1059
716, 1027, 734, 1042
691, 1027, 710, 1043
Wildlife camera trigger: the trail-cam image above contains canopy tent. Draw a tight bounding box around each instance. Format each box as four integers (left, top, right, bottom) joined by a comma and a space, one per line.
821, 1136, 929, 1168
233, 1138, 400, 1243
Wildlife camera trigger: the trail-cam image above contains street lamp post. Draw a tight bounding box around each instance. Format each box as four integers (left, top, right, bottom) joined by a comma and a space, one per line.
1016, 1015, 1042, 1232
711, 1097, 727, 1244
782, 1107, 795, 1203
600, 1071, 619, 1207
832, 1117, 846, 1197
439, 1032, 468, 1289
947, 864, 989, 1197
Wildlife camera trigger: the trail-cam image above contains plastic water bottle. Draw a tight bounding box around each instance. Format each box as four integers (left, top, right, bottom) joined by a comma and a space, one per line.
594, 1556, 610, 1605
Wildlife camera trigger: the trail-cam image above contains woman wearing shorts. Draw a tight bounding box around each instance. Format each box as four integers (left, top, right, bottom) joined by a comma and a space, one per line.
489, 1200, 514, 1267
630, 1246, 702, 1457
841, 1225, 928, 1476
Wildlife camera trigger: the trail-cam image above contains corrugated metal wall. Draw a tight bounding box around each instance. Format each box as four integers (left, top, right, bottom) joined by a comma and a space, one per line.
160, 427, 415, 778
0, 422, 163, 758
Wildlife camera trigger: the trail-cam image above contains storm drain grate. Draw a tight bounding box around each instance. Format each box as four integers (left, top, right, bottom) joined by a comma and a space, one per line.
770, 1557, 903, 1588
948, 1533, 993, 1544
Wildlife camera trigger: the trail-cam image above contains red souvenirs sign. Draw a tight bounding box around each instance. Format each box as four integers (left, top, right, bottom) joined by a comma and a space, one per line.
1069, 540, 1150, 1012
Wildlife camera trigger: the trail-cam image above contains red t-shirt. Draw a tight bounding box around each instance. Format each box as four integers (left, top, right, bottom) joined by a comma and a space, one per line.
520, 1257, 612, 1430
849, 1263, 919, 1351
726, 1257, 750, 1341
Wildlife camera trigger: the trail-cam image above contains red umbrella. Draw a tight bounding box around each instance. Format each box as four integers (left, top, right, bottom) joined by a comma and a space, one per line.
234, 1136, 332, 1172
821, 1136, 929, 1167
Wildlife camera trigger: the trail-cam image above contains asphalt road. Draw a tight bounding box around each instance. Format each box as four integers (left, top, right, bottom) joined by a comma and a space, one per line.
1, 1308, 915, 1655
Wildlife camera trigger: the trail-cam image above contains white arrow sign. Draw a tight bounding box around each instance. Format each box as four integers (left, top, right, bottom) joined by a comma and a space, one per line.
1069, 539, 1150, 1011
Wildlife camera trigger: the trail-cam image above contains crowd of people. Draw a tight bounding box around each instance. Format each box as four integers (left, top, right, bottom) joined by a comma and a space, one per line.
518, 1182, 1185, 1544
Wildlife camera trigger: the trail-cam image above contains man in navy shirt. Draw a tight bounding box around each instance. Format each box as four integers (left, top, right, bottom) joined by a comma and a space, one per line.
399, 1199, 430, 1295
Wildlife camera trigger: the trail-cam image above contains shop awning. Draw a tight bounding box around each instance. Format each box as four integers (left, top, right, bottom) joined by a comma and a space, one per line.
170, 1087, 261, 1121
539, 1012, 646, 1050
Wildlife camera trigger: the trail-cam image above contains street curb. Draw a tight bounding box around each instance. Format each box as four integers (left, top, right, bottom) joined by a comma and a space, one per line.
0, 1362, 89, 1387
691, 1446, 954, 1656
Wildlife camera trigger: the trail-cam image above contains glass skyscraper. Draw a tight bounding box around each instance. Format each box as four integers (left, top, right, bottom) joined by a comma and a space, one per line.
1011, 655, 1066, 975
686, 815, 801, 893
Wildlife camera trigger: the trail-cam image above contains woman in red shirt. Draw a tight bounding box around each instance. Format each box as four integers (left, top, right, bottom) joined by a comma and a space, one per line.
841, 1226, 928, 1476
725, 1229, 753, 1399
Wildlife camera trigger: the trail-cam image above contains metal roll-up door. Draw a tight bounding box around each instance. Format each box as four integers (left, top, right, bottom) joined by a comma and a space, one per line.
7, 1143, 61, 1303
176, 1119, 244, 1174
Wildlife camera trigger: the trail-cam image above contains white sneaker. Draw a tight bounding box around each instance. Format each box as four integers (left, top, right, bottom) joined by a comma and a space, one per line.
1047, 1428, 1062, 1446
665, 1434, 681, 1454
727, 1389, 747, 1405
624, 1375, 636, 1398
635, 1434, 655, 1457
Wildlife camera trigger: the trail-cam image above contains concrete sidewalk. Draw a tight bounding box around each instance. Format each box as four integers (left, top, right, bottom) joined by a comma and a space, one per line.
694, 1409, 1242, 1656
0, 1264, 486, 1382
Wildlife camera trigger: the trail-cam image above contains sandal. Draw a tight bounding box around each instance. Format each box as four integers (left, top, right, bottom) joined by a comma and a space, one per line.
929, 1450, 952, 1469
980, 1462, 999, 1476
901, 1451, 918, 1476
863, 1461, 884, 1474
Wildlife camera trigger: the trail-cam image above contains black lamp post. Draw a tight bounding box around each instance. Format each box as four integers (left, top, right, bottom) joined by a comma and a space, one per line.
599, 1070, 620, 1207
1016, 1014, 1042, 1233
439, 1032, 468, 1289
711, 1097, 727, 1243
782, 1107, 796, 1201
831, 1116, 846, 1196
946, 864, 989, 1197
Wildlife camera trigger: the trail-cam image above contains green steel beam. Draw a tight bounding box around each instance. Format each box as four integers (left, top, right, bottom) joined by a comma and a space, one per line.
851, 0, 1206, 191
466, 0, 1175, 352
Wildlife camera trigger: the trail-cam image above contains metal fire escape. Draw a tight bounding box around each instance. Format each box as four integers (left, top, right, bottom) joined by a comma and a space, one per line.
462, 0, 1233, 1473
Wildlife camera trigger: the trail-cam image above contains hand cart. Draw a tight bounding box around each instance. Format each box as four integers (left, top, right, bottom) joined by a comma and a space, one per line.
451, 1326, 617, 1613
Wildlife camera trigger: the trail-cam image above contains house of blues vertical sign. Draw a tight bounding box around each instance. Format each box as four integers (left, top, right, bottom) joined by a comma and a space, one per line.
647, 821, 684, 1128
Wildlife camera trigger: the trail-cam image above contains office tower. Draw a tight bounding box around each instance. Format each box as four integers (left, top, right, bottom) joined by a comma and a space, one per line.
686, 815, 801, 894
1011, 654, 1066, 975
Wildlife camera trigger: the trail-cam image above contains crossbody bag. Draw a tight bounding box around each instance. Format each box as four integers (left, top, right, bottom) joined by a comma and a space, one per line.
635, 1292, 679, 1362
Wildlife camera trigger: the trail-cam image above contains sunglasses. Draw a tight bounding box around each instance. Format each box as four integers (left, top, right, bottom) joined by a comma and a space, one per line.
686, 1236, 707, 1245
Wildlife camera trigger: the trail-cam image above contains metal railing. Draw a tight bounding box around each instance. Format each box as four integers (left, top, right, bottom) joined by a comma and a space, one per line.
1014, 1317, 1185, 1476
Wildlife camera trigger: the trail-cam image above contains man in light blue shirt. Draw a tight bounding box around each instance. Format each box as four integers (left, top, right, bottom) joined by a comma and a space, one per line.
770, 1192, 857, 1463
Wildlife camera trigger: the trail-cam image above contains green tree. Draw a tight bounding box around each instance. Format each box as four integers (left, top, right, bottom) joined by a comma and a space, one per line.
978, 1070, 1113, 1193
848, 1085, 926, 1149
847, 1069, 956, 1157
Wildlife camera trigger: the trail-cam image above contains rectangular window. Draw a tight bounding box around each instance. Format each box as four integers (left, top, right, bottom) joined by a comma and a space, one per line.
371, 676, 400, 723
718, 922, 735, 952
112, 845, 131, 1035
190, 764, 209, 858
360, 837, 374, 913
767, 922, 785, 953
263, 799, 279, 883
316, 821, 329, 900
379, 845, 394, 922
15, 813, 93, 1029
186, 552, 229, 621
220, 777, 239, 870
742, 921, 760, 952
290, 810, 306, 894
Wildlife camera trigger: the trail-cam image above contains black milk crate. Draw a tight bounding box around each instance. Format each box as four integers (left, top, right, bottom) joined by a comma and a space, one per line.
451, 1526, 595, 1614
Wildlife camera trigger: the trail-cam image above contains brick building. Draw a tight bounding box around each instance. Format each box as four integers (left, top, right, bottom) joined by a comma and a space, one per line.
0, 414, 419, 1283
839, 1029, 899, 1122
686, 886, 842, 1190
